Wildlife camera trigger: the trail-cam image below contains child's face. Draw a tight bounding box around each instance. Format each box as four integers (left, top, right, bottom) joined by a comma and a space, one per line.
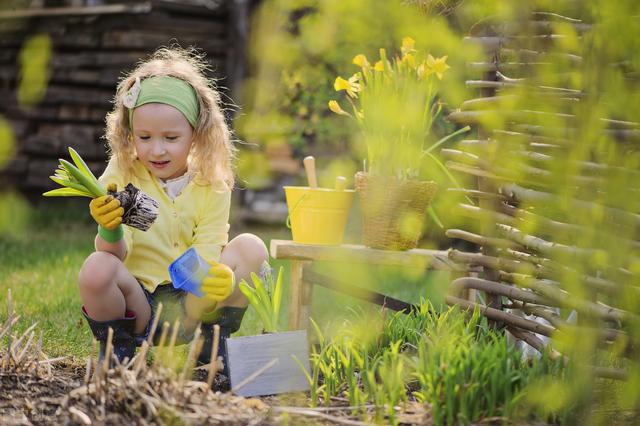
132, 103, 194, 181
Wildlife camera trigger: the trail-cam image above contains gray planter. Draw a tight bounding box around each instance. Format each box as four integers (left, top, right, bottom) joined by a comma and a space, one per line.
226, 330, 310, 397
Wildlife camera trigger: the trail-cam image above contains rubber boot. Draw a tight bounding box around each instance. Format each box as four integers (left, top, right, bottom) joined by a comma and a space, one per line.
82, 307, 137, 366
197, 306, 247, 376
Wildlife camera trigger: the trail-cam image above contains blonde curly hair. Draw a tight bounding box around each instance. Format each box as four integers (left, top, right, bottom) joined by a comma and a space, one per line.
105, 47, 235, 188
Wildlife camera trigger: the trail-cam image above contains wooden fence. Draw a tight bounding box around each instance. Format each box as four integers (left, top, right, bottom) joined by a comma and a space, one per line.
444, 12, 639, 379
0, 0, 251, 194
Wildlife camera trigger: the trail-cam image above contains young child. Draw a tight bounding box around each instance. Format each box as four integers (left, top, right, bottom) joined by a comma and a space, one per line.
78, 47, 268, 374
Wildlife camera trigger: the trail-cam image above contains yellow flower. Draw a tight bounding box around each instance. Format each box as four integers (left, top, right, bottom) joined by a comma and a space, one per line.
352, 54, 369, 68
401, 36, 416, 56
426, 54, 450, 80
334, 74, 361, 98
417, 60, 433, 79
374, 60, 385, 72
328, 100, 351, 116
402, 52, 416, 69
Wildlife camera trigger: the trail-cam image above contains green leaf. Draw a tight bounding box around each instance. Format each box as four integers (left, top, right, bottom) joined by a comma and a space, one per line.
271, 266, 284, 327
422, 125, 470, 156
428, 205, 444, 229
68, 147, 99, 183
241, 278, 274, 331
49, 176, 91, 195
60, 159, 106, 197
42, 187, 93, 197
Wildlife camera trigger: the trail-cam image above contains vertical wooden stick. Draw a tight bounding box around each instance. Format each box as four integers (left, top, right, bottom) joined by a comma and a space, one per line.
303, 156, 318, 188
146, 302, 163, 346
202, 324, 221, 403
102, 327, 113, 373
180, 326, 202, 381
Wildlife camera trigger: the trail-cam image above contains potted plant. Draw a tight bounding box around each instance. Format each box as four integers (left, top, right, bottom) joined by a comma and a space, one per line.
329, 37, 469, 250
225, 262, 310, 397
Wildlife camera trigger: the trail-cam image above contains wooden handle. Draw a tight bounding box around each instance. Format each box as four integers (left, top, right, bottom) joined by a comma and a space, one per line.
334, 176, 347, 191
303, 156, 318, 188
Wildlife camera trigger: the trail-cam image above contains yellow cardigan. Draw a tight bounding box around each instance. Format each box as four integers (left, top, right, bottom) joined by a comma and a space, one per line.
99, 159, 231, 293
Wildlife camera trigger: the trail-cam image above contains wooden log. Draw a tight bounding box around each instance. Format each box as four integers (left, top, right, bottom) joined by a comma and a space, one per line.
463, 35, 582, 53
445, 228, 523, 251
455, 203, 518, 227
498, 202, 640, 251
499, 269, 619, 296
446, 188, 507, 201
445, 295, 556, 337
498, 273, 636, 325
449, 249, 551, 278
451, 276, 636, 325
465, 80, 584, 97
500, 183, 640, 229
101, 30, 227, 54
0, 3, 152, 19
495, 223, 599, 260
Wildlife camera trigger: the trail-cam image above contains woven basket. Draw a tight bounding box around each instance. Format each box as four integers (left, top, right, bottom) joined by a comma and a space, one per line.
355, 172, 438, 250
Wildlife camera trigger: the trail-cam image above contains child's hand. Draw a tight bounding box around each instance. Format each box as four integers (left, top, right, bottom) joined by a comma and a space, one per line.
89, 184, 124, 230
202, 261, 235, 302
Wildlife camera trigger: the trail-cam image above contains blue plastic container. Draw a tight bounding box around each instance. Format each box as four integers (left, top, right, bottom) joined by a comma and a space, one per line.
168, 247, 209, 297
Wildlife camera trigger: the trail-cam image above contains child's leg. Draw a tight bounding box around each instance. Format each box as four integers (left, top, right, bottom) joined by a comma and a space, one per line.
78, 251, 151, 334
218, 233, 269, 307
184, 233, 268, 372
184, 233, 269, 321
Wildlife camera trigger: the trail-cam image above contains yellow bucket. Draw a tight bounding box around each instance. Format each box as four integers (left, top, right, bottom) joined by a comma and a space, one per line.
284, 186, 355, 245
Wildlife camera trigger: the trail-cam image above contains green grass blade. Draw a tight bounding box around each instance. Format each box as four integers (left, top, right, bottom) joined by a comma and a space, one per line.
422, 125, 470, 156
425, 152, 475, 206
427, 205, 444, 229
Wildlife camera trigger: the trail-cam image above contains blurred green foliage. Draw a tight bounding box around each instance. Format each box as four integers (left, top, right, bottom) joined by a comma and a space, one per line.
17, 33, 51, 109
243, 0, 640, 423
236, 0, 479, 190
0, 33, 51, 236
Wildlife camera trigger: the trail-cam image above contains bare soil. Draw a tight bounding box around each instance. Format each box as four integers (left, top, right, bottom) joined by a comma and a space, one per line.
0, 361, 83, 425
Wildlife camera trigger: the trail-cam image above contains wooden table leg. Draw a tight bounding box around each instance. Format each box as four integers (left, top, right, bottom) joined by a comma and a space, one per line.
299, 261, 313, 330
288, 260, 312, 330
288, 260, 303, 330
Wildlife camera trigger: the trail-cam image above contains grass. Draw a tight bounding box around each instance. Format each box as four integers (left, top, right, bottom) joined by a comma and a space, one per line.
303, 304, 568, 425
0, 201, 449, 361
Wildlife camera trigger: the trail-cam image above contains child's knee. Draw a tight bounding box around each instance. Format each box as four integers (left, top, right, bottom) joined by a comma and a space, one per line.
78, 251, 120, 293
235, 233, 268, 266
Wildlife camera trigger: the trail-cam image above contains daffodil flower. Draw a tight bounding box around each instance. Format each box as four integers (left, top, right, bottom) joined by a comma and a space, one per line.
426, 54, 450, 80
402, 53, 416, 69
352, 54, 370, 69
328, 100, 351, 116
374, 60, 385, 72
334, 74, 361, 98
417, 60, 433, 79
401, 36, 416, 56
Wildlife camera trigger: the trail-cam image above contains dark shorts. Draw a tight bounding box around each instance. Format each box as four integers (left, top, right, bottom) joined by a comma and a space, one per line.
138, 282, 194, 346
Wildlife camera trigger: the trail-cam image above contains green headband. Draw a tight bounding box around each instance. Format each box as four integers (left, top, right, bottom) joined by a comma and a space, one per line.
125, 75, 199, 129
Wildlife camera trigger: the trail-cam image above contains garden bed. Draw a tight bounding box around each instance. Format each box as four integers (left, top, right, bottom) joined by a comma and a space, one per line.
0, 362, 431, 425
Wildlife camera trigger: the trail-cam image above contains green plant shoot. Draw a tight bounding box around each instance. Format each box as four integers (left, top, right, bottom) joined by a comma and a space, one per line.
43, 147, 107, 198
239, 262, 284, 333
